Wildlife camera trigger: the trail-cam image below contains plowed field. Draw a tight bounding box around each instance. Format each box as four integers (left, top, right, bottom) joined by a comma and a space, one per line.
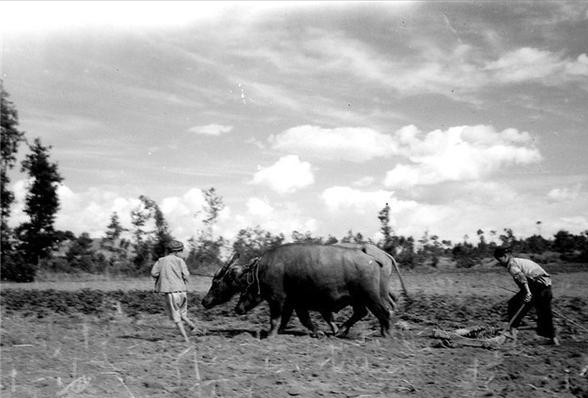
1, 270, 587, 398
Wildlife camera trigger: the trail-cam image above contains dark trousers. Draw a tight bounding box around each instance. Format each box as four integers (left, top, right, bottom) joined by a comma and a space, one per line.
507, 280, 555, 338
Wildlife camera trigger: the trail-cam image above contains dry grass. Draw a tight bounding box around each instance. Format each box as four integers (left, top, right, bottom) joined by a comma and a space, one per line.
1, 268, 587, 397
3, 269, 587, 299
0, 275, 212, 293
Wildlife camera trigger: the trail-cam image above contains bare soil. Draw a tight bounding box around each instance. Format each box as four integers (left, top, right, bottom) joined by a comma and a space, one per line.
1, 272, 587, 398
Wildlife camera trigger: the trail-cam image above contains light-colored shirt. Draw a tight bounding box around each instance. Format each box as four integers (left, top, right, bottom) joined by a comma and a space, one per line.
507, 257, 550, 286
151, 254, 190, 293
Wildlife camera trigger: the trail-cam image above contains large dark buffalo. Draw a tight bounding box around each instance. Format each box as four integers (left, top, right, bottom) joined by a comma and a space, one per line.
234, 243, 399, 338
202, 244, 409, 337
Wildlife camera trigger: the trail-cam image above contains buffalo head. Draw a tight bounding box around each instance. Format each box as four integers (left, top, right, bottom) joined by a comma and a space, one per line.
201, 252, 242, 309
201, 254, 261, 309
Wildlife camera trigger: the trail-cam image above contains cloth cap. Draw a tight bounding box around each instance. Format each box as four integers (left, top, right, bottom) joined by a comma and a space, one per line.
493, 247, 511, 258
168, 240, 184, 252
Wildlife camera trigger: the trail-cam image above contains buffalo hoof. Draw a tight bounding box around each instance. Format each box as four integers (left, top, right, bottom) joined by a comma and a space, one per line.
380, 326, 392, 337
310, 330, 326, 339
335, 329, 350, 338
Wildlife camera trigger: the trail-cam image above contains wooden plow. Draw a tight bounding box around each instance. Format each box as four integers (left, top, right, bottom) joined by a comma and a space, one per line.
431, 325, 513, 349
431, 302, 528, 349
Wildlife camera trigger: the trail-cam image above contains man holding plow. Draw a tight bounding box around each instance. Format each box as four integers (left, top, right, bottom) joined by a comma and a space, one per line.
494, 247, 560, 346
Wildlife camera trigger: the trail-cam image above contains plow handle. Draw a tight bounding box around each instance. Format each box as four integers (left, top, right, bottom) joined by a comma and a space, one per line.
507, 302, 527, 330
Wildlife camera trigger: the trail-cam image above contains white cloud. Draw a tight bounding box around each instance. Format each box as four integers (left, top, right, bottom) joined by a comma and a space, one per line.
321, 186, 417, 215
319, 185, 461, 239
246, 197, 274, 217
567, 53, 588, 76
7, 182, 212, 241
310, 34, 588, 98
384, 125, 542, 188
485, 48, 588, 84
8, 180, 318, 242
251, 155, 315, 194
188, 124, 233, 136
557, 216, 588, 231
547, 184, 582, 202
352, 176, 375, 187
55, 185, 142, 238
269, 125, 397, 162
394, 204, 457, 240
159, 188, 209, 239
316, 179, 587, 244
384, 164, 431, 189
0, 2, 234, 34
218, 199, 318, 240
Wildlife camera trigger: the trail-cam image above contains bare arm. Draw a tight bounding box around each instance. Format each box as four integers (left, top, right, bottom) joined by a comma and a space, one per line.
512, 273, 532, 302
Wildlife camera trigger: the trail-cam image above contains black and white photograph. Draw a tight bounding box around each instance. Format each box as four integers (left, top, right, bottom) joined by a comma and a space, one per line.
1, 1, 587, 397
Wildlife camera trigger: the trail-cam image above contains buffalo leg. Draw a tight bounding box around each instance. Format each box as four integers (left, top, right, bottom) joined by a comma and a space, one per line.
387, 291, 398, 312
336, 305, 368, 337
278, 302, 294, 334
267, 301, 284, 337
366, 300, 392, 337
296, 308, 322, 337
320, 311, 339, 335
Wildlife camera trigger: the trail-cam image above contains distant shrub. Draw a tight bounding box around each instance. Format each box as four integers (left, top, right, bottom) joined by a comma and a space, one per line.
0, 254, 36, 282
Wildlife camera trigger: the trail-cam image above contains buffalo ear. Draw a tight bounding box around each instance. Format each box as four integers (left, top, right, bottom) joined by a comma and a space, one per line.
218, 252, 240, 275
223, 252, 241, 268
227, 252, 240, 264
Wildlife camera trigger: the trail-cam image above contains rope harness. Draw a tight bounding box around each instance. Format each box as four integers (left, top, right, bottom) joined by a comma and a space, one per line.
244, 257, 261, 295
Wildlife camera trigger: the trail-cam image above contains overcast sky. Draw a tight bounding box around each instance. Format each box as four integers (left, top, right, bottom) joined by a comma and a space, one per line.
1, 1, 587, 245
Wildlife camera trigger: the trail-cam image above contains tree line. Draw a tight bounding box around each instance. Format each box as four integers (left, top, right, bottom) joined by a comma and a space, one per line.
2, 83, 587, 282
2, 83, 64, 281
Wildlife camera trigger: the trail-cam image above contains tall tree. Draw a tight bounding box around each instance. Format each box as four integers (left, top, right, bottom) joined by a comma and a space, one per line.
187, 187, 225, 274
377, 202, 397, 253
104, 212, 125, 242
66, 232, 95, 272
130, 200, 149, 268
130, 195, 173, 273
200, 187, 225, 236
16, 138, 63, 264
1, 83, 25, 256
378, 202, 392, 242
146, 196, 173, 260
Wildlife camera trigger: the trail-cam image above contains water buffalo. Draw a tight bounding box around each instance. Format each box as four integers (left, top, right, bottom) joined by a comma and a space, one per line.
201, 252, 338, 336
234, 243, 397, 338
201, 253, 245, 310
202, 243, 409, 336
333, 242, 409, 309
